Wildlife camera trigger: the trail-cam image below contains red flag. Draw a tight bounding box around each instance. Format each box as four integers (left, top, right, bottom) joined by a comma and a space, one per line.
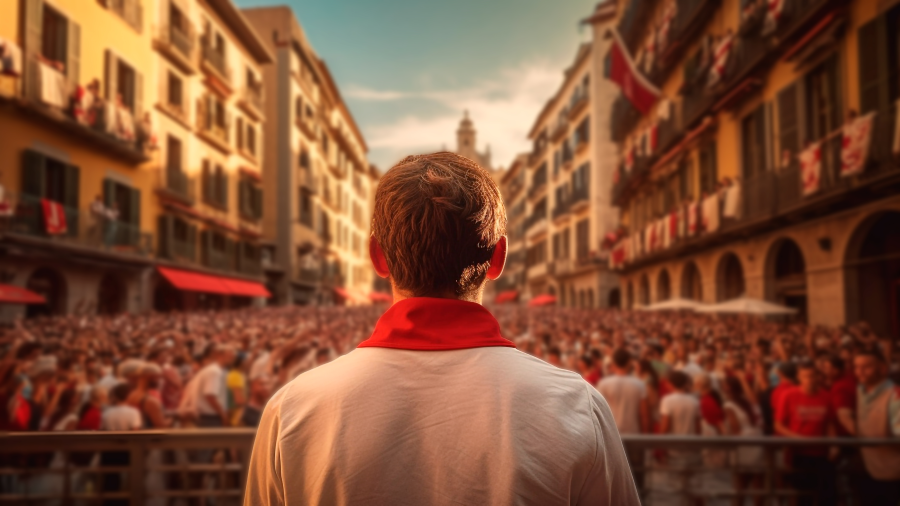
800, 142, 822, 196
609, 29, 662, 114
41, 199, 68, 235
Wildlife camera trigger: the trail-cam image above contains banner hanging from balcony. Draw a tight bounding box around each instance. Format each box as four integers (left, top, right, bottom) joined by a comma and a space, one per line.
840, 112, 875, 178
707, 31, 735, 88
41, 199, 68, 235
762, 0, 786, 36
608, 29, 661, 114
800, 141, 822, 196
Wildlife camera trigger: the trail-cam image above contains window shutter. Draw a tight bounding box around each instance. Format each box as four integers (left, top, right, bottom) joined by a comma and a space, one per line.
777, 83, 800, 166
103, 178, 116, 208
134, 70, 143, 117
186, 223, 197, 261
157, 214, 172, 258
67, 21, 81, 92
237, 117, 244, 150
63, 164, 80, 209
200, 229, 211, 266
219, 170, 228, 209
239, 179, 248, 217
25, 0, 44, 102
105, 50, 119, 101
225, 109, 231, 143
129, 186, 140, 228
225, 238, 236, 271
21, 149, 46, 197
201, 160, 211, 204
857, 17, 888, 114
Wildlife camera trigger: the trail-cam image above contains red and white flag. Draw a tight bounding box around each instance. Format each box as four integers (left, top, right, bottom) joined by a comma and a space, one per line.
668, 212, 678, 242
609, 29, 662, 114
800, 142, 822, 196
657, 0, 677, 53
707, 32, 734, 88
762, 0, 785, 35
41, 199, 67, 235
840, 112, 875, 178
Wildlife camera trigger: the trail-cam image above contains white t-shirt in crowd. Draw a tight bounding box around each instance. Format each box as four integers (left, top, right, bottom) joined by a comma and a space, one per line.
597, 374, 647, 434
246, 347, 640, 506
193, 363, 225, 416
660, 391, 700, 435
101, 404, 142, 431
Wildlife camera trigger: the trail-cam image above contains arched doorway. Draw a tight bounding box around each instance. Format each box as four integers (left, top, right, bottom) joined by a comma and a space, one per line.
639, 274, 650, 306
657, 269, 671, 301
578, 290, 585, 308
25, 268, 66, 318
626, 282, 634, 309
716, 253, 745, 301
560, 283, 567, 307
97, 273, 126, 315
845, 211, 900, 339
681, 262, 703, 300
766, 239, 807, 320
549, 285, 557, 297
608, 288, 621, 308
569, 286, 576, 308
587, 289, 594, 308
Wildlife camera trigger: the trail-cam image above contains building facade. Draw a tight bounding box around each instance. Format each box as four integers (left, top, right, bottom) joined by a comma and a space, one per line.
495, 153, 529, 302
509, 4, 621, 309
0, 0, 277, 319
605, 0, 900, 337
244, 6, 378, 307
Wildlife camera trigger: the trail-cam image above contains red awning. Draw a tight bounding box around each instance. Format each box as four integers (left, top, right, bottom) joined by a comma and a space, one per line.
495, 290, 519, 304
157, 267, 269, 297
334, 287, 352, 299
528, 294, 557, 307
221, 278, 271, 298
0, 284, 46, 305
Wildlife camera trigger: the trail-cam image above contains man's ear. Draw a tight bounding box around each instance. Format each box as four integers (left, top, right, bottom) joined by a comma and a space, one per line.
369, 236, 390, 278
486, 236, 507, 281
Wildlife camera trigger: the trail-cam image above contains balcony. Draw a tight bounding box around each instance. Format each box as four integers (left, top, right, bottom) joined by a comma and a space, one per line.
527, 261, 548, 280
619, 108, 900, 272
528, 168, 548, 200
196, 99, 231, 154
4, 191, 153, 256
550, 117, 568, 142
552, 198, 571, 221
153, 22, 196, 74
297, 267, 322, 285
568, 91, 589, 120
524, 213, 548, 238
238, 85, 264, 121
610, 95, 642, 143
157, 168, 196, 206
654, 0, 721, 75
569, 185, 589, 212
200, 40, 231, 93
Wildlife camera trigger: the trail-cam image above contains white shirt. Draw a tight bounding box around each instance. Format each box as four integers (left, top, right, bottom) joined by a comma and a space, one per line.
660, 392, 700, 435
245, 347, 639, 506
193, 363, 225, 416
597, 374, 647, 434
101, 404, 141, 431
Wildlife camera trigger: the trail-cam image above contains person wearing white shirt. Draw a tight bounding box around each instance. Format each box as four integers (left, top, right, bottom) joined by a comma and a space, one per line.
190, 344, 234, 427
597, 348, 650, 434
244, 152, 639, 506
100, 384, 141, 500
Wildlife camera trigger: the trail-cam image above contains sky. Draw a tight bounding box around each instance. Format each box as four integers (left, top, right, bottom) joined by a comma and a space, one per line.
236, 0, 599, 170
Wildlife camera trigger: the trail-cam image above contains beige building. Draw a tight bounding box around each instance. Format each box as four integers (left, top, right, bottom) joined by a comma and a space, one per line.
0, 0, 273, 319
510, 3, 621, 309
604, 0, 900, 337
495, 153, 529, 302
244, 6, 378, 306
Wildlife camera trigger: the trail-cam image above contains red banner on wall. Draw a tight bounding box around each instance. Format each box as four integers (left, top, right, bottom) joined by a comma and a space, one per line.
41, 199, 67, 235
609, 29, 662, 114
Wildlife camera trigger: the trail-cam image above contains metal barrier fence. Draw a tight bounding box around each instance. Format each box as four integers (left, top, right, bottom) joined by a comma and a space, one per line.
1, 430, 897, 504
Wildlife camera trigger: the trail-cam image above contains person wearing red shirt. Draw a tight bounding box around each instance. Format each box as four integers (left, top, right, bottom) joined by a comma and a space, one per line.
819, 355, 856, 436
769, 361, 798, 432
76, 386, 107, 431
775, 361, 836, 506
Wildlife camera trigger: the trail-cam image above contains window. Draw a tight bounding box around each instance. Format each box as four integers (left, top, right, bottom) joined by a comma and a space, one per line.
777, 83, 800, 166
170, 3, 188, 34
236, 117, 244, 150
167, 71, 183, 111
105, 51, 142, 115
299, 150, 310, 169
202, 160, 228, 209
857, 8, 900, 114
239, 177, 262, 220
678, 158, 694, 201
299, 189, 313, 227
41, 5, 68, 68
804, 56, 841, 142
562, 227, 570, 259
576, 219, 590, 260
116, 59, 137, 111
103, 178, 141, 242
166, 136, 182, 172
107, 0, 142, 31
21, 149, 79, 209
247, 124, 256, 156
742, 105, 767, 179
698, 143, 717, 195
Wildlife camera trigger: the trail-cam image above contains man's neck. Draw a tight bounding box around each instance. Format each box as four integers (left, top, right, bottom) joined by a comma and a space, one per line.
863, 378, 887, 394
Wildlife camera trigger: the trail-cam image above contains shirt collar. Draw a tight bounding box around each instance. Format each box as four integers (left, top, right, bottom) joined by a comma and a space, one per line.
358, 297, 516, 351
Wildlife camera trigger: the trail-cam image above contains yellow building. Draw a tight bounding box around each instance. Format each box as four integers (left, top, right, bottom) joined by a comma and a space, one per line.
507, 2, 622, 309
495, 153, 529, 303
0, 0, 273, 318
244, 6, 378, 306
603, 0, 900, 336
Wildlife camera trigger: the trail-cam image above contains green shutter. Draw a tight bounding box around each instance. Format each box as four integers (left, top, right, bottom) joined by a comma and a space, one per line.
857, 17, 889, 114
21, 149, 46, 197
200, 229, 210, 266
202, 160, 211, 204
103, 178, 116, 207
186, 223, 197, 261
157, 214, 172, 258
254, 186, 263, 219
64, 163, 79, 208
129, 186, 140, 246
777, 83, 800, 165
239, 179, 249, 217
225, 238, 236, 271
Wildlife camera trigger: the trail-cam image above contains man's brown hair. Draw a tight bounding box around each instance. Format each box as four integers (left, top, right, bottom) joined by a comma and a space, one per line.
372, 152, 506, 298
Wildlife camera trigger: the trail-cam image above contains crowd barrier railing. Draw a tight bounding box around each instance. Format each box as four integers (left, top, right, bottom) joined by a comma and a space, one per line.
1, 430, 898, 504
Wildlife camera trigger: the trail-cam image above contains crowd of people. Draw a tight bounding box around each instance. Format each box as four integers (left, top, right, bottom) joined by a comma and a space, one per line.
1, 305, 898, 503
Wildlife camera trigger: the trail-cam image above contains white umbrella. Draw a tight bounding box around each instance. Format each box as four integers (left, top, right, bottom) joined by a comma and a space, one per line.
639, 298, 708, 311
696, 296, 798, 315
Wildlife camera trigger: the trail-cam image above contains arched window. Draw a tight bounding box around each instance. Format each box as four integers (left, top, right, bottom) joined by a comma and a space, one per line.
681, 262, 702, 300
639, 274, 650, 306
657, 269, 671, 301
716, 253, 745, 301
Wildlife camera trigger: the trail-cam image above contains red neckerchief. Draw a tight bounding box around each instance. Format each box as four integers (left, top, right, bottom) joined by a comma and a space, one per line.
357, 297, 516, 351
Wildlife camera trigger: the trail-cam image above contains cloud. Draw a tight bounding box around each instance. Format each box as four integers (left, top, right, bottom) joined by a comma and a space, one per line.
350, 61, 564, 169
